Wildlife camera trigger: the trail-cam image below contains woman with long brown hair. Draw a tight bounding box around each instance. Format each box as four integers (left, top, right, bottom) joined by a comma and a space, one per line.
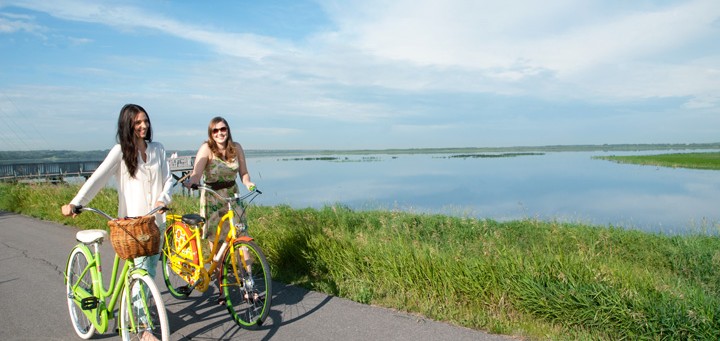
62, 103, 172, 341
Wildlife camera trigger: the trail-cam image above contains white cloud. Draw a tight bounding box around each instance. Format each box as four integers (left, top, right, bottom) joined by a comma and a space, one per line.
684, 95, 720, 109
10, 0, 718, 102
248, 127, 301, 136
0, 12, 41, 33
392, 123, 454, 134
2, 0, 288, 60
318, 0, 720, 102
323, 0, 719, 71
1, 0, 718, 150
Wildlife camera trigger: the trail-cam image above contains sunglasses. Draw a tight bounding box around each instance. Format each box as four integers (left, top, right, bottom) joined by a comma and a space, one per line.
212, 126, 228, 134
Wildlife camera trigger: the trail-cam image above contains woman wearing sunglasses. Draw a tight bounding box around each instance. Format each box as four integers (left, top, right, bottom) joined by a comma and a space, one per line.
184, 116, 255, 241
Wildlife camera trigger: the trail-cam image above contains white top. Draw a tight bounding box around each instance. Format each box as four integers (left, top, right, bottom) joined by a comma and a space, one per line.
70, 142, 173, 223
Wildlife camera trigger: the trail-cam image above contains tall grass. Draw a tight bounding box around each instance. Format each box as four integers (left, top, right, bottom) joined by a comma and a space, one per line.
2, 182, 719, 340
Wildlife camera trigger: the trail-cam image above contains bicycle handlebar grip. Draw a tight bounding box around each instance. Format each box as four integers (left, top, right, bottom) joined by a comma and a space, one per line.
190, 183, 199, 190
72, 205, 83, 215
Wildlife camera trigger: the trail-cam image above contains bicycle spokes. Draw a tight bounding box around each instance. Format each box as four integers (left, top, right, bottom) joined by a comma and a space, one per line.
66, 247, 98, 339
120, 274, 168, 340
221, 240, 271, 329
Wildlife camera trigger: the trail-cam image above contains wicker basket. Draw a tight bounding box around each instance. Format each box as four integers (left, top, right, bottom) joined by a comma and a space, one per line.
108, 215, 161, 260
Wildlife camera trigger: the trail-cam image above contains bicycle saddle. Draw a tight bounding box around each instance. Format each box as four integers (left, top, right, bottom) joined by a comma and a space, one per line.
182, 213, 205, 226
76, 229, 109, 244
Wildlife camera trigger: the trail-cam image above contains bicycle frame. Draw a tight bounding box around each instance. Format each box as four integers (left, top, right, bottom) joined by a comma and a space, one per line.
66, 204, 166, 336
163, 185, 271, 328
66, 243, 150, 334
208, 196, 252, 271
165, 186, 258, 291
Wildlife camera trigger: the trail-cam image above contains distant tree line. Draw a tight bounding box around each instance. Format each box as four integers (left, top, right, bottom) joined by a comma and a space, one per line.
0, 150, 110, 163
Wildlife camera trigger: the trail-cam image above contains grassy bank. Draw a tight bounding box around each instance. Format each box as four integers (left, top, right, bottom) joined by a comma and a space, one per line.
2, 182, 719, 340
594, 152, 720, 170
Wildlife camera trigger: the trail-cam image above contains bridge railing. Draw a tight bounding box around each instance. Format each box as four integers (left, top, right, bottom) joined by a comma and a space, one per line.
0, 155, 195, 182
169, 155, 194, 169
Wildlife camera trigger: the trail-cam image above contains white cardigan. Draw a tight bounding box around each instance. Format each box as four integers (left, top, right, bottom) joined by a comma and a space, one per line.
70, 142, 173, 223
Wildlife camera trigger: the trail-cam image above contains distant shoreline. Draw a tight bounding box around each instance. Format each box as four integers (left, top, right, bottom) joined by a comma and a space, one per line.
243, 142, 720, 157
2, 142, 720, 163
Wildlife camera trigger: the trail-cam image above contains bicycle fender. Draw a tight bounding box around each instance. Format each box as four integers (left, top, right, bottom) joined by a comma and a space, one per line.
233, 235, 254, 243
127, 267, 151, 277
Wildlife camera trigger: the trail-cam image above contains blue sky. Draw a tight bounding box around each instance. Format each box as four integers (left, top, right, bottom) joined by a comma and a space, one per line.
0, 0, 718, 152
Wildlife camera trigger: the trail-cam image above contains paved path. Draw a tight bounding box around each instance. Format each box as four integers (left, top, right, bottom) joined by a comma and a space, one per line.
0, 211, 513, 340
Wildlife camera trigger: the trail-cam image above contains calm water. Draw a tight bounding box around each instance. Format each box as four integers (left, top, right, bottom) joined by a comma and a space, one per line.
243, 150, 720, 235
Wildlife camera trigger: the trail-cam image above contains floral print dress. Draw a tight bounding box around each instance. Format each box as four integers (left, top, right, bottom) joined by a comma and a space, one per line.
200, 157, 239, 238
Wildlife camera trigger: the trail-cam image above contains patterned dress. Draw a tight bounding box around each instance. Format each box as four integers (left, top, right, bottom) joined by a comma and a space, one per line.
200, 157, 239, 238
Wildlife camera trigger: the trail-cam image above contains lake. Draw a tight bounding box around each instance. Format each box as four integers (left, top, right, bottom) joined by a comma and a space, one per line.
241, 150, 720, 235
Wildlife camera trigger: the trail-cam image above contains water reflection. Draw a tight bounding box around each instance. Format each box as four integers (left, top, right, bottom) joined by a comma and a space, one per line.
246, 150, 720, 235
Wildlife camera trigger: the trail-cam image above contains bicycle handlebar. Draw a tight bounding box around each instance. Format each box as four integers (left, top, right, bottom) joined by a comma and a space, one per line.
72, 205, 169, 221
188, 183, 262, 200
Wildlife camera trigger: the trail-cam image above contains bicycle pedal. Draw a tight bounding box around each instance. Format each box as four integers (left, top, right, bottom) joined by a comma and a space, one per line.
177, 285, 193, 296
81, 296, 99, 310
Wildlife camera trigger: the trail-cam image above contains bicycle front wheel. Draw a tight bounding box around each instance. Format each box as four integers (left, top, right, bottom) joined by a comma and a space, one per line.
221, 240, 272, 329
65, 246, 96, 339
119, 272, 170, 341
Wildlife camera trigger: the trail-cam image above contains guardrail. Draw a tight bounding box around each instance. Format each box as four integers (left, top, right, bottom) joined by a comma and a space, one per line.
0, 156, 195, 182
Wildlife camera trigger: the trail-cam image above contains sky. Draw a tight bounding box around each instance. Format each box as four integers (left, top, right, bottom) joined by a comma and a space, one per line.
0, 0, 719, 152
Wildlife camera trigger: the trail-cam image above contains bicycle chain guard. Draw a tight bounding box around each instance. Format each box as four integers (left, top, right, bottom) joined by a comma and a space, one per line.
195, 269, 210, 292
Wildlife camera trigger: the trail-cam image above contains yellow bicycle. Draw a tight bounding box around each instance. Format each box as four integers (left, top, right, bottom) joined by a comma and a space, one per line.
161, 184, 271, 329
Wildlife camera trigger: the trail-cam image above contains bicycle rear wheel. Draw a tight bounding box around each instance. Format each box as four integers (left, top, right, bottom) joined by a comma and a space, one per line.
65, 246, 96, 339
119, 272, 170, 341
221, 240, 272, 329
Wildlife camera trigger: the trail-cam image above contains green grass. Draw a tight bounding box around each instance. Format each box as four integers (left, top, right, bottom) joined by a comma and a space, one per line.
594, 152, 720, 170
2, 182, 720, 340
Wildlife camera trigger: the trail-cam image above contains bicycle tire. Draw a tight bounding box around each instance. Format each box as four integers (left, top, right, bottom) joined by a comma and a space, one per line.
221, 239, 272, 329
161, 227, 193, 299
65, 246, 97, 339
119, 272, 170, 341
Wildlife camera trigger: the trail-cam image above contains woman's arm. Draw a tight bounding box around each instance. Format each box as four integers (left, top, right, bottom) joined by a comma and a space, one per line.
71, 145, 121, 205
185, 142, 210, 187
156, 142, 173, 207
236, 142, 255, 190
62, 145, 121, 216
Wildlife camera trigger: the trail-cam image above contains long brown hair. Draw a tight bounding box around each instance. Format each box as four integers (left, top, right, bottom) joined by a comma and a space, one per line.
207, 116, 237, 161
116, 104, 152, 178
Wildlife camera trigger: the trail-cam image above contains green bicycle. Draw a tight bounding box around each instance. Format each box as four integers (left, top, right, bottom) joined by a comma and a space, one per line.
64, 205, 170, 341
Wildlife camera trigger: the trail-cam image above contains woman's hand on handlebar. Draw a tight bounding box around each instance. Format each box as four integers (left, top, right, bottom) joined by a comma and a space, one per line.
62, 204, 85, 217
183, 180, 199, 190
61, 204, 77, 217
154, 201, 170, 214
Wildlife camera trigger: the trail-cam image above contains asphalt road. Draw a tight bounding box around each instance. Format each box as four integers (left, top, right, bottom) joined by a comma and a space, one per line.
0, 211, 513, 341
